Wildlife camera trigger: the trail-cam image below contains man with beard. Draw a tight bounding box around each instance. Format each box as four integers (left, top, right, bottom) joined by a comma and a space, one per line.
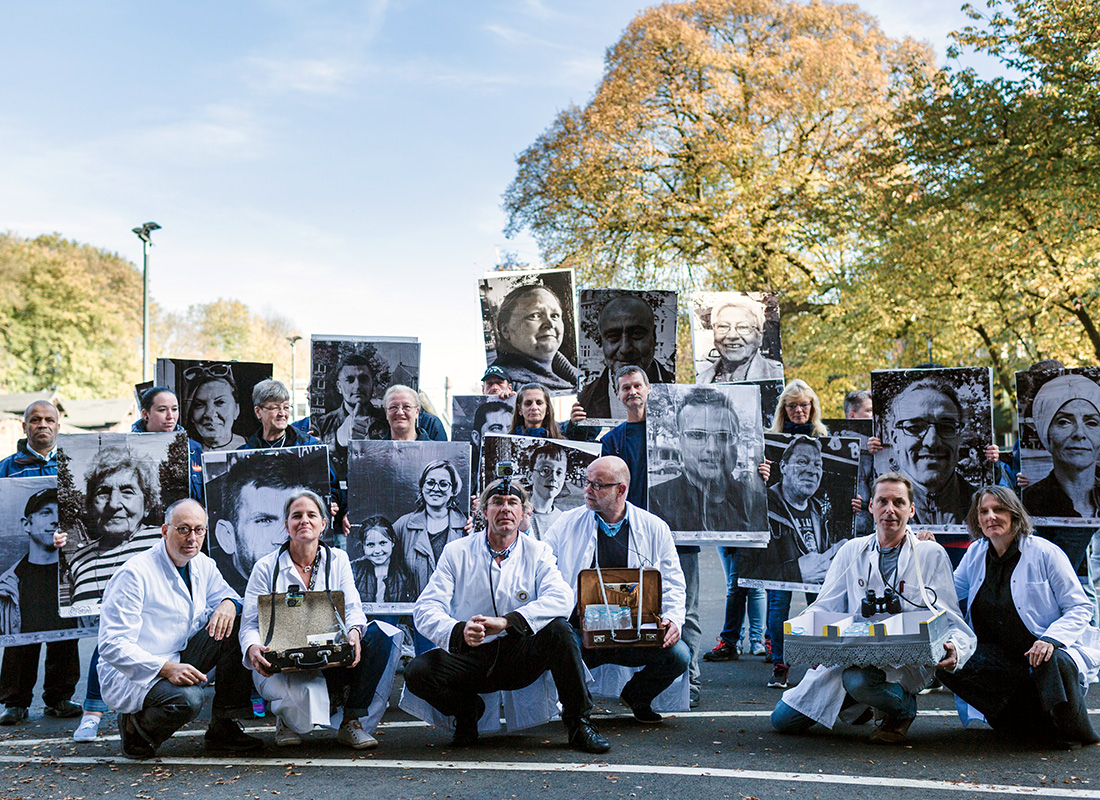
212, 453, 311, 594
577, 296, 674, 419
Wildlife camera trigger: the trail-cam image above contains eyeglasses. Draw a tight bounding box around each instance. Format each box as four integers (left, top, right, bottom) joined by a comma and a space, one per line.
423, 479, 453, 490
169, 524, 208, 538
682, 429, 736, 445
713, 323, 759, 337
895, 419, 961, 439
260, 403, 291, 413
582, 479, 620, 492
183, 363, 235, 385
785, 402, 812, 411
387, 404, 416, 414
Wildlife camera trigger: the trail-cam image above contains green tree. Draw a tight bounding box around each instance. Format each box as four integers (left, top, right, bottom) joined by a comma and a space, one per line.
859, 0, 1100, 415
0, 233, 143, 397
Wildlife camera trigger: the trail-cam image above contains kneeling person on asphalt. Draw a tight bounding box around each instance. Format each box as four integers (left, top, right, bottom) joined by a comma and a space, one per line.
770, 473, 975, 744
405, 478, 610, 753
97, 499, 261, 759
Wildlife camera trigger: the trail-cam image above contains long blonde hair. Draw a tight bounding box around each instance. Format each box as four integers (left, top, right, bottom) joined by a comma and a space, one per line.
770, 379, 828, 436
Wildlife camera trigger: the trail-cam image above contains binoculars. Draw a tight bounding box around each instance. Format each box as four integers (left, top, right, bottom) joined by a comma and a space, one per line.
860, 587, 901, 618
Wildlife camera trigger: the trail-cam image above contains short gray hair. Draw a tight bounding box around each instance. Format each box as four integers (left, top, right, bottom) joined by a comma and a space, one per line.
282, 488, 329, 526
615, 364, 649, 389
253, 379, 290, 407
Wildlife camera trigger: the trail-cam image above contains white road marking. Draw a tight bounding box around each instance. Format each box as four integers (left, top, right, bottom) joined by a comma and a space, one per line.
0, 754, 1092, 797
0, 707, 1048, 748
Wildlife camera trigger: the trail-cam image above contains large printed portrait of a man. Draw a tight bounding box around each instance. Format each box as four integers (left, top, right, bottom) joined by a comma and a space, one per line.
56, 432, 189, 616
646, 383, 768, 545
576, 289, 677, 422
202, 445, 332, 595
872, 367, 992, 527
309, 336, 421, 478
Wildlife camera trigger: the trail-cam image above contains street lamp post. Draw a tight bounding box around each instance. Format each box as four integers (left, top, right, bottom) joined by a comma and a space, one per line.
287, 335, 303, 416
132, 222, 162, 382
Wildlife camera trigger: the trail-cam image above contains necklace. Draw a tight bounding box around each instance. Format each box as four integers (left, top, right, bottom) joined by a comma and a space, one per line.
292, 561, 313, 573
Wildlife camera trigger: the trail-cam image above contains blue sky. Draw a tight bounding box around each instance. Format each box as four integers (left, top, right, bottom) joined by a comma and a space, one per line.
0, 0, 1002, 405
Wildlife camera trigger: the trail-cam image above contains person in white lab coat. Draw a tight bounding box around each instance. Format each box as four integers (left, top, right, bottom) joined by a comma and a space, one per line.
97, 499, 261, 759
405, 478, 610, 753
242, 490, 402, 750
542, 456, 690, 725
770, 472, 975, 744
938, 485, 1100, 748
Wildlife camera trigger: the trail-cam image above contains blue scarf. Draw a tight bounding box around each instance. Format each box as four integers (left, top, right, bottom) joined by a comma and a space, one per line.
784, 422, 814, 435
515, 425, 549, 438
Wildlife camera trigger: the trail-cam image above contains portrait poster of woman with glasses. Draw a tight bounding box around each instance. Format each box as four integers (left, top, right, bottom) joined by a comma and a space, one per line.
154, 359, 273, 453
346, 441, 472, 611
871, 367, 993, 529
476, 434, 600, 540
645, 383, 768, 546
690, 291, 783, 385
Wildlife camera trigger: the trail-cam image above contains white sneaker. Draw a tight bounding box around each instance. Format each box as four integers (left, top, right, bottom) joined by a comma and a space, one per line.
275, 717, 301, 747
337, 719, 377, 750
73, 714, 101, 742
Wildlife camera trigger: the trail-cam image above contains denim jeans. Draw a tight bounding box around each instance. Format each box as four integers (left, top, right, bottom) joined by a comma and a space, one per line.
83, 646, 108, 713
766, 589, 816, 665
717, 548, 764, 648
772, 667, 915, 733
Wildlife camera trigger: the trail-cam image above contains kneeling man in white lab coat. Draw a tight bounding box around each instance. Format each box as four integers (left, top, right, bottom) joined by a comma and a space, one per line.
405, 477, 610, 753
98, 499, 261, 759
770, 472, 976, 744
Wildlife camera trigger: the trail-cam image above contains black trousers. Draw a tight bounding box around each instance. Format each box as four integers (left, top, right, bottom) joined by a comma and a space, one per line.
0, 639, 80, 709
322, 622, 394, 718
132, 615, 252, 747
938, 642, 1099, 745
405, 618, 593, 725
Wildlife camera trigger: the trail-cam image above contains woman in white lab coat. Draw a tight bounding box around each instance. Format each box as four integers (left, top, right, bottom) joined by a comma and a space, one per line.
939, 485, 1100, 748
240, 490, 401, 749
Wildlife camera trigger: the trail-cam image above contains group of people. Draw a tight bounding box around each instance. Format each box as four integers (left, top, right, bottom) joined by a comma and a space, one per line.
0, 321, 1098, 758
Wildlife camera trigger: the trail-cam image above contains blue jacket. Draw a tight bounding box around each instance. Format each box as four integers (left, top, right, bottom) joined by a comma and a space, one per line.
0, 439, 57, 478
131, 421, 205, 503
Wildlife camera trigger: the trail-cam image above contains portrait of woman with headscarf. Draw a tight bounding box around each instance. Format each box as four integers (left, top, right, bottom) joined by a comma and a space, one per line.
1022, 373, 1100, 521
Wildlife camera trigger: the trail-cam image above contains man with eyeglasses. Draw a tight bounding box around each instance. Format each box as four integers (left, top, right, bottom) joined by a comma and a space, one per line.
97, 499, 261, 759
649, 387, 767, 535
879, 377, 986, 526
543, 456, 689, 724
697, 296, 783, 383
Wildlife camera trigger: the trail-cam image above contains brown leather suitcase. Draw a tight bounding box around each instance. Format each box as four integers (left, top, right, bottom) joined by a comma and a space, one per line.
577, 567, 663, 648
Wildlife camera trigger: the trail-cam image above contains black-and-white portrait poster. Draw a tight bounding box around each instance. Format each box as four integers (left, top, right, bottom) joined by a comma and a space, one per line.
822, 418, 874, 538
347, 440, 472, 614
736, 379, 784, 430
1016, 367, 1100, 526
56, 432, 189, 617
479, 434, 601, 540
0, 476, 96, 645
309, 335, 421, 480
576, 289, 677, 424
645, 383, 768, 545
451, 394, 517, 445
690, 291, 783, 385
202, 445, 333, 596
872, 367, 993, 530
478, 268, 580, 395
739, 433, 860, 592
155, 359, 273, 453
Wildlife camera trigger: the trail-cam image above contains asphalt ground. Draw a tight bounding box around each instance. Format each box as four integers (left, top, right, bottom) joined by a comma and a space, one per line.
1, 549, 1097, 800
